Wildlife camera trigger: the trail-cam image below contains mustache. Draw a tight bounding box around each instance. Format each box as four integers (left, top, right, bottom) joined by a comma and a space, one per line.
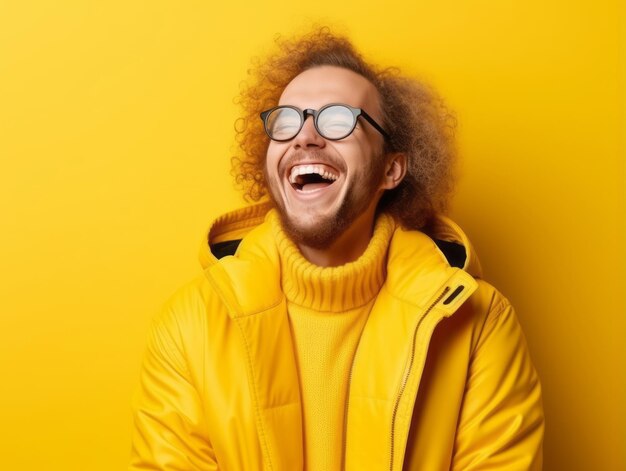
278, 150, 346, 176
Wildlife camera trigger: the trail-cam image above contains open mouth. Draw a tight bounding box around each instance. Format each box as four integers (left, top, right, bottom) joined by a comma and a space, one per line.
288, 164, 339, 192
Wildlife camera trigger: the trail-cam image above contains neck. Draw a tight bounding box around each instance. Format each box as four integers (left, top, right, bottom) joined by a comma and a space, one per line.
298, 205, 378, 267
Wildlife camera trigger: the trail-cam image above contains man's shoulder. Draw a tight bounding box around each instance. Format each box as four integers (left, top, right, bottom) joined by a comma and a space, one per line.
469, 278, 513, 317
387, 223, 513, 320
152, 274, 230, 337
452, 278, 519, 346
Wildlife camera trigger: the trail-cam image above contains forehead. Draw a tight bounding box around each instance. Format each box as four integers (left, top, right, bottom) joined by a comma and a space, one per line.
278, 65, 381, 115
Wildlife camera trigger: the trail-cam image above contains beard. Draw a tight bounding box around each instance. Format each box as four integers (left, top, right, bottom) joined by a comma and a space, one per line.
266, 149, 386, 250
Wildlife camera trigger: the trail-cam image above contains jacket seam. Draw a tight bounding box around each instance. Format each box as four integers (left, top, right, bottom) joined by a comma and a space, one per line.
470, 294, 509, 359
170, 309, 194, 378
485, 297, 509, 327
235, 318, 274, 471
234, 298, 284, 318
264, 401, 300, 410
384, 285, 427, 310
205, 268, 284, 319
384, 269, 470, 311
154, 317, 190, 378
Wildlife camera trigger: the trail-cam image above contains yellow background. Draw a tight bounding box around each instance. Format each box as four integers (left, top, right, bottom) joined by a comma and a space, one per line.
1, 1, 624, 469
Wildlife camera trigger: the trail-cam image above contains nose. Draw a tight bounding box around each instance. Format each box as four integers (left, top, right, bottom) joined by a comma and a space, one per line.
292, 115, 326, 149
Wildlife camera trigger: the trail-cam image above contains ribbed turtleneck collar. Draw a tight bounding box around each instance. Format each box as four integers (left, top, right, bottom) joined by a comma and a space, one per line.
269, 210, 396, 312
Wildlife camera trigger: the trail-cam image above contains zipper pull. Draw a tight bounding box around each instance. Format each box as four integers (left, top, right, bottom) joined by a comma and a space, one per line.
442, 285, 465, 305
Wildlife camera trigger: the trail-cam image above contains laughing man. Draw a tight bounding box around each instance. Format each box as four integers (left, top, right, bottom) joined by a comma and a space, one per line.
130, 28, 544, 471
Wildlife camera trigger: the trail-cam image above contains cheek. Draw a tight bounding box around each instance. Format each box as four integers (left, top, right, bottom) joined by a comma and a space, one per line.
265, 142, 287, 170
264, 150, 278, 179
267, 144, 298, 184
342, 140, 376, 170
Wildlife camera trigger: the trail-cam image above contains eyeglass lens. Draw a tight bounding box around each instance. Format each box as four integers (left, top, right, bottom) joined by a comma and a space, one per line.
265, 105, 356, 141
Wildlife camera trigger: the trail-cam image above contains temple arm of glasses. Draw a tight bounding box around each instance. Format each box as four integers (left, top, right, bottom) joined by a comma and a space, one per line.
360, 111, 390, 140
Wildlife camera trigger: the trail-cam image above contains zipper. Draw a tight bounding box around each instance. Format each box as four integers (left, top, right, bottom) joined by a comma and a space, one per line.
389, 286, 450, 471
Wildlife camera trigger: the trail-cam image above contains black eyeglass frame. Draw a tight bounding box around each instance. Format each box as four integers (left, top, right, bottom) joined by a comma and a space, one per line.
260, 103, 390, 142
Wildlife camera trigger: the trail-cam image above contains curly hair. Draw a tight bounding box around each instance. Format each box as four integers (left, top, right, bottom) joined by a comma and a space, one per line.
232, 26, 458, 229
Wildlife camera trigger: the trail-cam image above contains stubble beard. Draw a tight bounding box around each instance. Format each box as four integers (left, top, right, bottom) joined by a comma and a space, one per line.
267, 151, 386, 250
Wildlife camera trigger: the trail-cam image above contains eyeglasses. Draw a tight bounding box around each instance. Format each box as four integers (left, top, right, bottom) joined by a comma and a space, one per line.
260, 103, 390, 142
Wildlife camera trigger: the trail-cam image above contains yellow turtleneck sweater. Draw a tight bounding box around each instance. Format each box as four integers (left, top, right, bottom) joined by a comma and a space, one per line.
270, 212, 396, 471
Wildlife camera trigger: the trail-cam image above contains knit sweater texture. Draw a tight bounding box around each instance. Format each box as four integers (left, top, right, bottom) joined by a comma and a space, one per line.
271, 212, 396, 470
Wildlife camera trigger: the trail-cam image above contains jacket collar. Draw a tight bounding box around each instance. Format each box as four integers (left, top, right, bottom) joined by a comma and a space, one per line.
200, 202, 482, 316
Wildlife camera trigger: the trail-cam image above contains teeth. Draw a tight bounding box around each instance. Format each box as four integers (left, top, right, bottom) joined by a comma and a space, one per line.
288, 164, 339, 184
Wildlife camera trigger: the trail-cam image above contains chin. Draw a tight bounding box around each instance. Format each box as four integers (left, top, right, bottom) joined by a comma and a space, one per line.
276, 207, 348, 250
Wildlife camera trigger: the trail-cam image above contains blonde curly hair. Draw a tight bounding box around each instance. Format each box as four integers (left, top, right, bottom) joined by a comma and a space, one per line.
232, 26, 457, 229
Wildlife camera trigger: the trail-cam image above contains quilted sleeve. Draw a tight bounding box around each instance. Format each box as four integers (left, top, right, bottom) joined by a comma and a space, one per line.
129, 304, 218, 471
452, 295, 544, 470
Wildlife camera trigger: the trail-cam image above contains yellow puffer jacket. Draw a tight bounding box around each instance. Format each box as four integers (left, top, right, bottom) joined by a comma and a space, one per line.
130, 202, 544, 471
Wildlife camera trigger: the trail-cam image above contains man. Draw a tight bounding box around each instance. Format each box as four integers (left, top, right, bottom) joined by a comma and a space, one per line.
130, 28, 544, 470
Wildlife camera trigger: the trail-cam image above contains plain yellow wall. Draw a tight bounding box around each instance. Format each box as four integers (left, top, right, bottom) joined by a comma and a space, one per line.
1, 1, 623, 469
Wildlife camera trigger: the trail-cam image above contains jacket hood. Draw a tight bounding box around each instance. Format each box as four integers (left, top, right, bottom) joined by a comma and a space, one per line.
198, 201, 483, 279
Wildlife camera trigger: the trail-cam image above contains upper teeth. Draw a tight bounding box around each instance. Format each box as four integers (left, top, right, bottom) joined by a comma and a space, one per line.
289, 165, 339, 184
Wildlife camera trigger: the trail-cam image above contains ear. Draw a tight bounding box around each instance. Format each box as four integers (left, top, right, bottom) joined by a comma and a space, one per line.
380, 153, 407, 190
